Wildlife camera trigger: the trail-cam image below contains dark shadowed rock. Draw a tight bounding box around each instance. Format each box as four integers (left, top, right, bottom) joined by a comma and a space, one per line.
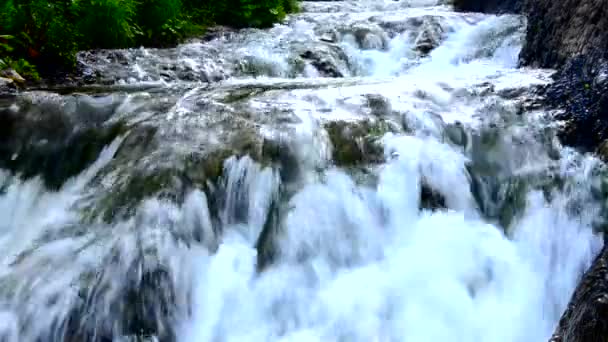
549, 245, 608, 342
0, 92, 127, 190
519, 0, 608, 69
420, 181, 446, 210
452, 0, 522, 14
547, 58, 608, 152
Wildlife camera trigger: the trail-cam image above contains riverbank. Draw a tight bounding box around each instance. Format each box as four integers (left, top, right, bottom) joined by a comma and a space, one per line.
0, 0, 299, 89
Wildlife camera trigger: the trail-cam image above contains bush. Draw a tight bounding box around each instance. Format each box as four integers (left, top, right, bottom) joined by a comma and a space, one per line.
1, 0, 79, 67
136, 0, 183, 46
203, 0, 292, 28
77, 0, 139, 49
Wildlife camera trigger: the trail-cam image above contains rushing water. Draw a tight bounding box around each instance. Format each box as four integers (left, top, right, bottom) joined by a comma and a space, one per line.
0, 1, 605, 341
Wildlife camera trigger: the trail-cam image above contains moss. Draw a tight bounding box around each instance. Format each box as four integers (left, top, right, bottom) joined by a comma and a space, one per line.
87, 130, 273, 223
96, 168, 180, 222
325, 119, 393, 167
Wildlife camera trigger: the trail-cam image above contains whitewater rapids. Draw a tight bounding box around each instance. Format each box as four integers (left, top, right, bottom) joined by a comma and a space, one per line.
0, 1, 604, 342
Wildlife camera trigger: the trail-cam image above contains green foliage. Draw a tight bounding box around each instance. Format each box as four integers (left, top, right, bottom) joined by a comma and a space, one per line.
1, 57, 40, 80
199, 0, 293, 28
77, 0, 139, 49
137, 0, 182, 45
0, 33, 39, 80
0, 0, 299, 80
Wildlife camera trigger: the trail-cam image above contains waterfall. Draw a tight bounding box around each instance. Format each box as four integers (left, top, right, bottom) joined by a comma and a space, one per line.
0, 1, 604, 341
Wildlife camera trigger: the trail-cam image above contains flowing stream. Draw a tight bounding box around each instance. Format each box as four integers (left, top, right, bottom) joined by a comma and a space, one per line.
0, 1, 606, 341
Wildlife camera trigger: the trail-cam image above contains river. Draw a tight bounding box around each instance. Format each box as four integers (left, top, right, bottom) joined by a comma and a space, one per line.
0, 1, 604, 341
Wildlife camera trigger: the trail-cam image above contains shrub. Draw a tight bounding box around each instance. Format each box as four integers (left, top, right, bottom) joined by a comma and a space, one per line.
1, 0, 79, 67
77, 0, 139, 49
136, 0, 183, 46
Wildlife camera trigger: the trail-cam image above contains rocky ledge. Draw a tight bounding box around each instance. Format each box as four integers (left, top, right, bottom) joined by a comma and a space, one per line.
454, 0, 608, 341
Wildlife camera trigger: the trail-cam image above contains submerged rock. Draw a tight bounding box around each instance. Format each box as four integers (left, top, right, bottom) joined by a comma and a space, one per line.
0, 92, 127, 190
365, 94, 392, 117
413, 17, 447, 55
299, 44, 350, 78
420, 181, 447, 210
324, 119, 394, 167
339, 22, 389, 51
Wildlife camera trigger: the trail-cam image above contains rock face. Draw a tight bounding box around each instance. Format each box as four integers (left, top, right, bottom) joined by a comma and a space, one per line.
519, 0, 608, 68
518, 0, 608, 154
548, 245, 608, 342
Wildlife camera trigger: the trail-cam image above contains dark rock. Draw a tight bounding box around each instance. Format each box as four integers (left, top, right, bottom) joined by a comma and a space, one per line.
452, 0, 523, 14
300, 45, 348, 78
420, 181, 446, 210
413, 18, 446, 55
520, 0, 608, 69
545, 57, 608, 152
0, 77, 17, 95
549, 245, 608, 342
365, 94, 392, 117
62, 265, 178, 342
0, 93, 126, 190
255, 191, 281, 271
444, 121, 468, 149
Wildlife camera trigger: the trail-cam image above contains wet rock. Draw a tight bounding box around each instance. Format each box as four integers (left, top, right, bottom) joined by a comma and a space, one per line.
255, 192, 281, 271
420, 181, 446, 210
0, 68, 25, 85
300, 45, 348, 78
468, 170, 528, 231
547, 58, 608, 152
365, 94, 392, 117
201, 26, 237, 42
0, 77, 16, 95
324, 119, 393, 167
597, 141, 608, 164
414, 18, 446, 55
520, 0, 608, 69
548, 245, 608, 342
83, 97, 294, 224
342, 23, 389, 51
0, 92, 126, 190
444, 121, 469, 148
86, 131, 269, 223
64, 265, 178, 342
